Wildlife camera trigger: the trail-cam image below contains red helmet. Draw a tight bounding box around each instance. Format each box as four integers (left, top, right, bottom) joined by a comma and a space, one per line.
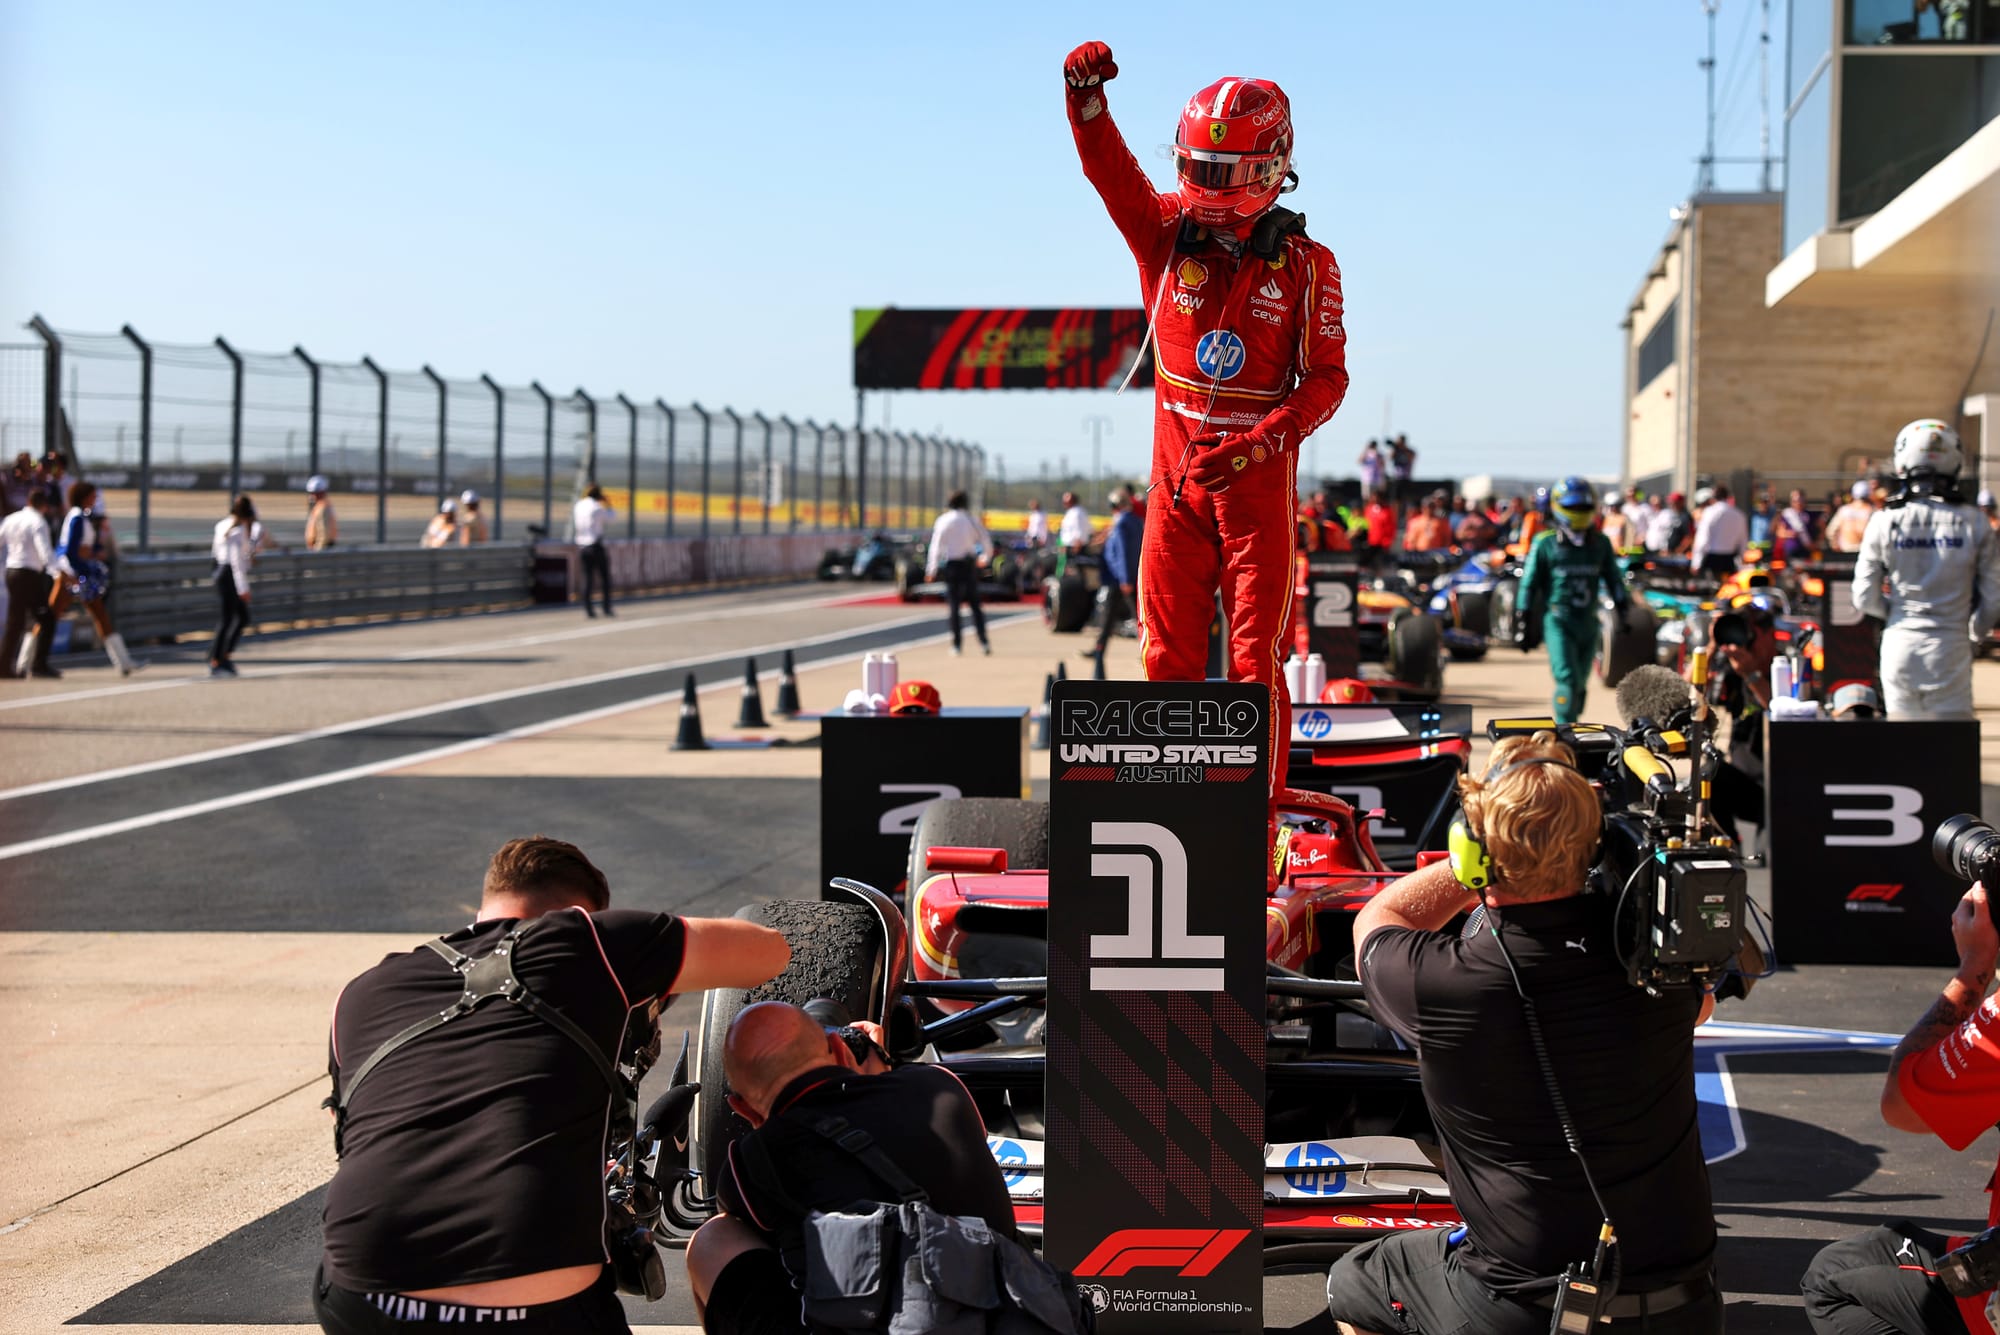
1174, 77, 1293, 229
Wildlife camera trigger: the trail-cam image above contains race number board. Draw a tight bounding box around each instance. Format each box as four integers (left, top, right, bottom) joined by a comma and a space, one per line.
1767, 718, 1978, 965
819, 707, 1029, 898
1045, 681, 1266, 1332
1302, 552, 1361, 679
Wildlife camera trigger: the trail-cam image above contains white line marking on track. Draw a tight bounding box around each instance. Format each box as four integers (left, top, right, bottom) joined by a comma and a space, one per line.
0, 587, 897, 714
0, 607, 945, 804
0, 614, 1033, 860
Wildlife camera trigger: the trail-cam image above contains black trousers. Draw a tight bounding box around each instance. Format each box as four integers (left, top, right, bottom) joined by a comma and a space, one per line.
579, 542, 612, 612
212, 569, 249, 665
313, 1264, 631, 1334
1095, 582, 1130, 653
1803, 1223, 1973, 1335
1709, 761, 1766, 853
942, 558, 985, 648
2, 567, 54, 676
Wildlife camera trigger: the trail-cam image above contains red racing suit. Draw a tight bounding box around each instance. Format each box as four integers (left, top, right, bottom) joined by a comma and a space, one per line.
1068, 90, 1349, 797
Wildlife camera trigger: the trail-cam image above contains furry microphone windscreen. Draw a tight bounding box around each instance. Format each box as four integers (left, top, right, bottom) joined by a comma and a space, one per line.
1615, 664, 1695, 729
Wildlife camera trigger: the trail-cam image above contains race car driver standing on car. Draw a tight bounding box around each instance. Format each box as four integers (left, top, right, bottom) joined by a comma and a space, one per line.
1516, 475, 1631, 725
1064, 41, 1349, 800
1854, 419, 2000, 720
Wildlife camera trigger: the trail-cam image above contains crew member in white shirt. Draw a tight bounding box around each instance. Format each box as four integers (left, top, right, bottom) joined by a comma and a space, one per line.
1057, 491, 1091, 552
209, 494, 260, 678
925, 490, 992, 656
1691, 482, 1749, 577
1024, 499, 1050, 547
1, 486, 60, 679
572, 485, 615, 618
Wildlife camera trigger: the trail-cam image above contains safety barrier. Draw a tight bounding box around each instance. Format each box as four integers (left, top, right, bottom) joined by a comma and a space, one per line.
104, 532, 859, 645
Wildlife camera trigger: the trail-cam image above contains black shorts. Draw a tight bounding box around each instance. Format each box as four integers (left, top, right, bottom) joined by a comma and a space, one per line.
703, 1247, 805, 1335
312, 1263, 630, 1334
1325, 1230, 1722, 1335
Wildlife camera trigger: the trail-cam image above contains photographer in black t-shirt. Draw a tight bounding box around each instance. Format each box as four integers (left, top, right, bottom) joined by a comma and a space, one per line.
687, 1001, 1017, 1334
317, 836, 791, 1335
1325, 732, 1721, 1335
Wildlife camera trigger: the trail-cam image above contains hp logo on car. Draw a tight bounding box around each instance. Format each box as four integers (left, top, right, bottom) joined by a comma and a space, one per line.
1296, 709, 1334, 740
1282, 1142, 1349, 1195
989, 1136, 1029, 1188
1194, 330, 1247, 381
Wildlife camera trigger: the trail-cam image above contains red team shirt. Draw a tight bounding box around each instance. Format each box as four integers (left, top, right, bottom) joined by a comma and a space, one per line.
1898, 990, 2000, 1332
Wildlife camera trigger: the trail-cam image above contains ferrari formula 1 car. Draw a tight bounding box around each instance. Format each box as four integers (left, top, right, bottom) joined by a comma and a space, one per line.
658, 704, 1474, 1262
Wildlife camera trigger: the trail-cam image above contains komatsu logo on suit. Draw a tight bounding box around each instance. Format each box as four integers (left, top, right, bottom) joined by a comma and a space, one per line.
1057, 698, 1259, 782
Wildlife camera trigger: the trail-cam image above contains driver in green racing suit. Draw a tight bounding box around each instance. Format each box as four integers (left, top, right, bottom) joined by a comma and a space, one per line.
1516, 474, 1632, 723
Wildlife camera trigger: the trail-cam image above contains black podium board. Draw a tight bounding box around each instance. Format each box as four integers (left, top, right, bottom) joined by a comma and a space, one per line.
1045, 681, 1266, 1332
819, 707, 1028, 897
1302, 552, 1362, 680
1767, 717, 1979, 965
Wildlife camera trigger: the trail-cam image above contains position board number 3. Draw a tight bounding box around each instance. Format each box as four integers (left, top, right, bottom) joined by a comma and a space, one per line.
1824, 784, 1923, 847
1089, 821, 1224, 992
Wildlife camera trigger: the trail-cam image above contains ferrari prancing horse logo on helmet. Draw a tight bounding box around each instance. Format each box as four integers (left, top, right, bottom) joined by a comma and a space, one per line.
1208, 121, 1227, 145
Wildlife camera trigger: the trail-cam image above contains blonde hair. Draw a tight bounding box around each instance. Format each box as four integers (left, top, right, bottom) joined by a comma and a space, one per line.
1457, 731, 1600, 902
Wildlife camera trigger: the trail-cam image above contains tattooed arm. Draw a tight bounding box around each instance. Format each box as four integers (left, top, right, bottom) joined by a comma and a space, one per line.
1881, 883, 1999, 1133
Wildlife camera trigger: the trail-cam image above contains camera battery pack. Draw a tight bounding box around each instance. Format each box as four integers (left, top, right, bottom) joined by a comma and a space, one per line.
1652, 851, 1745, 969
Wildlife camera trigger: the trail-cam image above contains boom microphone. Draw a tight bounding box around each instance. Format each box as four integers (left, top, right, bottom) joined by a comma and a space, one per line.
1615, 664, 1695, 732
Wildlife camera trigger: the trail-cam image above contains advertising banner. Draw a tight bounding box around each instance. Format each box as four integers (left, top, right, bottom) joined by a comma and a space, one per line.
1767, 718, 1979, 965
853, 308, 1154, 391
1045, 681, 1266, 1332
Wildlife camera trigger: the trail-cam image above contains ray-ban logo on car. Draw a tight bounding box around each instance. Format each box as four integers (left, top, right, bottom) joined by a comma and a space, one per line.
1088, 823, 1222, 991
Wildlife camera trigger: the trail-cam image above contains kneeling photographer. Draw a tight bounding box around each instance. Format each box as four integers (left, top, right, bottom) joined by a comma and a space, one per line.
687, 1000, 1090, 1334
316, 836, 792, 1335
1802, 817, 2000, 1335
1325, 731, 1721, 1335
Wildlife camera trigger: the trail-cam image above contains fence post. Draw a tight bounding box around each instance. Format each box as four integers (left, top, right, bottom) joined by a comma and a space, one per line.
361, 356, 389, 542
121, 324, 153, 549
782, 416, 799, 532
421, 365, 448, 505
724, 407, 744, 535
27, 315, 62, 465
616, 393, 639, 540
214, 336, 244, 497
972, 445, 985, 512
853, 390, 866, 535
292, 345, 321, 483
480, 374, 505, 540
656, 398, 677, 537
808, 421, 825, 533
691, 401, 712, 540
530, 381, 554, 535
753, 412, 773, 534
572, 387, 598, 492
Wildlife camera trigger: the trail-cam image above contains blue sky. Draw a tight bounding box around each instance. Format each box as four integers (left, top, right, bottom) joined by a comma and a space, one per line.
0, 2, 1785, 486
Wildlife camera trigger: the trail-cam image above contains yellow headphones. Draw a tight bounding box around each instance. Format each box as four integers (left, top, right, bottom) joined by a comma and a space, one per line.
1446, 757, 1578, 892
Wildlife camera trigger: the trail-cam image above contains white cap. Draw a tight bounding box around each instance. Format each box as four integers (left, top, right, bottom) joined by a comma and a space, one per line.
306, 474, 330, 494
867, 692, 889, 713
1981, 490, 1996, 510
460, 489, 480, 506
842, 688, 871, 714
1851, 481, 1871, 500
439, 498, 457, 514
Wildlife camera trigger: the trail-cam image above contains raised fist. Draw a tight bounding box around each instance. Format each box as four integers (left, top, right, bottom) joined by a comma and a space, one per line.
1064, 41, 1118, 90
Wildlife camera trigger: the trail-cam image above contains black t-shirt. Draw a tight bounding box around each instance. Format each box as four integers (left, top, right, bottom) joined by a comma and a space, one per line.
719, 1064, 1016, 1257
1359, 896, 1714, 1295
322, 908, 685, 1292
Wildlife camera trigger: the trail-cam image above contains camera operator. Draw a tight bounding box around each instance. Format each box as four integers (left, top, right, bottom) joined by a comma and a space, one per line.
316, 836, 791, 1335
1326, 731, 1720, 1335
687, 1001, 1083, 1334
1705, 594, 1784, 850
1801, 874, 2000, 1334
1853, 418, 2000, 721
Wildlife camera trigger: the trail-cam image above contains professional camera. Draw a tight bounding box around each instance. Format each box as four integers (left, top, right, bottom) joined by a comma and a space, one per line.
602, 1010, 697, 1300
1941, 1226, 2000, 1299
1935, 814, 2000, 888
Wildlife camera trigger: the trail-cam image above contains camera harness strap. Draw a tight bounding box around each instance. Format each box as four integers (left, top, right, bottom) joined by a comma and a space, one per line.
328, 920, 621, 1156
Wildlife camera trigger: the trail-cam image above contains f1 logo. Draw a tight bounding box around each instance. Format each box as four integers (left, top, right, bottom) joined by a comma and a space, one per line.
1072, 1228, 1250, 1278
878, 783, 962, 836
1089, 822, 1222, 991
1847, 883, 1904, 902
1825, 784, 1923, 847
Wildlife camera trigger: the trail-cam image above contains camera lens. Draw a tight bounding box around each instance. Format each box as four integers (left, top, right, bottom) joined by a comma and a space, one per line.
1934, 814, 2000, 885
1709, 613, 1751, 648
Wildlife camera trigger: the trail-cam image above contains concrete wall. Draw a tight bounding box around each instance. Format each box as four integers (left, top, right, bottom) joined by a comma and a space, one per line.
1626, 240, 1684, 487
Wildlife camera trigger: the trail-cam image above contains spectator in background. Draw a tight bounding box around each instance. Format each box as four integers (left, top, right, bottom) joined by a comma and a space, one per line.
1748, 493, 1776, 548
305, 476, 338, 551
37, 452, 67, 499
1389, 433, 1416, 502
1601, 491, 1634, 551
1623, 489, 1658, 537
1648, 491, 1692, 556
1691, 483, 1749, 576
3, 453, 37, 515
1455, 504, 1497, 551
1447, 494, 1471, 538
421, 498, 460, 549
1825, 481, 1877, 553
1024, 498, 1050, 547
1, 487, 61, 679
1087, 489, 1143, 662
1403, 493, 1452, 552
458, 490, 489, 544
1775, 488, 1817, 561
49, 481, 143, 675
1363, 489, 1397, 551
1057, 490, 1091, 552
572, 485, 614, 618
1358, 440, 1385, 497
209, 494, 259, 679
924, 489, 991, 657
1982, 489, 2000, 534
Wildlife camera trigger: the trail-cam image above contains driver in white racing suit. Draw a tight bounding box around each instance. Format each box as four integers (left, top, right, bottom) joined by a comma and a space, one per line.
1853, 419, 2000, 720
